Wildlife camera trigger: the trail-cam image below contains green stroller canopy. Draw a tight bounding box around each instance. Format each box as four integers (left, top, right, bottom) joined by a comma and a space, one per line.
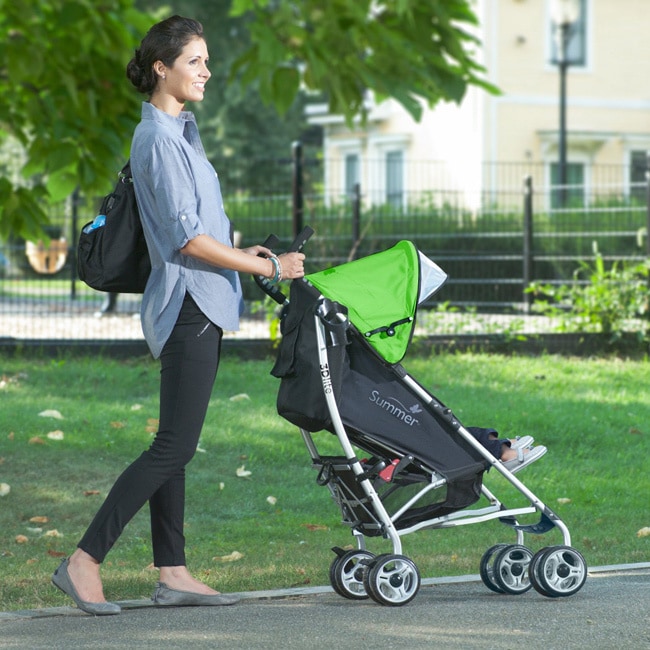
307, 241, 447, 364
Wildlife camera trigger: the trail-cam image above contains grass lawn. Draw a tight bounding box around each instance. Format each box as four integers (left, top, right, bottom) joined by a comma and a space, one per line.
0, 350, 649, 611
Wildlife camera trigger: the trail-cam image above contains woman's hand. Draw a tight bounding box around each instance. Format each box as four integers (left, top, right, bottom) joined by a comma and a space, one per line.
240, 245, 273, 258
240, 245, 305, 280
277, 252, 305, 280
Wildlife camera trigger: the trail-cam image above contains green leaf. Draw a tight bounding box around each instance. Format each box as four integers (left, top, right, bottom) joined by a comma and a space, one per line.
0, 185, 50, 241
59, 72, 80, 107
6, 36, 45, 82
230, 0, 261, 17
48, 142, 79, 174
270, 66, 300, 115
45, 166, 78, 203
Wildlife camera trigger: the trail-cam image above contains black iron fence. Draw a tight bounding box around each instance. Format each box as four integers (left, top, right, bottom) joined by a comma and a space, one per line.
1, 151, 648, 343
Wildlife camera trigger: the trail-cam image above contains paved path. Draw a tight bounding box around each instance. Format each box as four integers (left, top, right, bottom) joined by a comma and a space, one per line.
2, 565, 649, 649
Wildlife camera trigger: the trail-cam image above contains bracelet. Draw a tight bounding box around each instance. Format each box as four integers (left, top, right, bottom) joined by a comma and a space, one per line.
275, 255, 283, 283
268, 255, 282, 284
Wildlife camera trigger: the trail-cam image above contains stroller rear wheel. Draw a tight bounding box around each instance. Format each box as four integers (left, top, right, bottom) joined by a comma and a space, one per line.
329, 550, 374, 600
363, 554, 421, 606
531, 545, 587, 598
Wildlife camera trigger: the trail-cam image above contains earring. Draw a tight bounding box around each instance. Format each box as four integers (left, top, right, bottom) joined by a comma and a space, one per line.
161, 74, 166, 80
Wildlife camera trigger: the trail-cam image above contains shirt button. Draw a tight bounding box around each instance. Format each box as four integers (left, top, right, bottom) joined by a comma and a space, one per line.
181, 214, 187, 221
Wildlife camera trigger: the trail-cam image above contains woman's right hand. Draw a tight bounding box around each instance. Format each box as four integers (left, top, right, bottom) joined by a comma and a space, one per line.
277, 252, 305, 280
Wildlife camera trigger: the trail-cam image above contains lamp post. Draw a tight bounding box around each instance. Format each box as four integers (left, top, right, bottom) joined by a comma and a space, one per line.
551, 0, 580, 208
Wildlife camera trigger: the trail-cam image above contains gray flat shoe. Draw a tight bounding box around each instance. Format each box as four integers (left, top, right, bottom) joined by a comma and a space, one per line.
152, 582, 240, 607
51, 558, 121, 616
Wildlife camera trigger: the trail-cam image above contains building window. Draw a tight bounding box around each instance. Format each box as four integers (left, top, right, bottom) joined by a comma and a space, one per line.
344, 153, 360, 198
550, 162, 584, 208
549, 0, 588, 67
630, 151, 647, 204
385, 150, 404, 208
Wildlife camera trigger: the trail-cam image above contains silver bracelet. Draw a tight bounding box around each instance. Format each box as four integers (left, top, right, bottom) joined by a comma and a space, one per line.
269, 255, 281, 284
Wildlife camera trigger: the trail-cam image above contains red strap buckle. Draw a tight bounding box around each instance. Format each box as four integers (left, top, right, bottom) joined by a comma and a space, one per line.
378, 459, 399, 482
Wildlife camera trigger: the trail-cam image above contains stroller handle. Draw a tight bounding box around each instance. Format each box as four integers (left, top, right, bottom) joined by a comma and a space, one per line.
288, 226, 314, 252
253, 227, 314, 304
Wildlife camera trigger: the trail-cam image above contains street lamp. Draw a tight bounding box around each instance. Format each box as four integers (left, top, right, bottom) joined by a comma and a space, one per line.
550, 0, 580, 208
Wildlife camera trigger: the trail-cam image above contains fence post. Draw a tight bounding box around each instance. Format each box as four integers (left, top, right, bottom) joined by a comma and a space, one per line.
645, 151, 650, 320
351, 182, 361, 258
646, 151, 650, 258
523, 175, 534, 314
292, 140, 304, 239
70, 187, 80, 300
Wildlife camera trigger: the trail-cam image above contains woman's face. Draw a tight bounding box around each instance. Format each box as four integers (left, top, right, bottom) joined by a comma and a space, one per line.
160, 36, 211, 104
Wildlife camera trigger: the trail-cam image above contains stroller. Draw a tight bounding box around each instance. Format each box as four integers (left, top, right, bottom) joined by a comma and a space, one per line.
259, 234, 587, 606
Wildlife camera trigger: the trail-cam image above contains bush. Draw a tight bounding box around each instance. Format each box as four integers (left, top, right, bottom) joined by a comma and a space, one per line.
527, 251, 650, 340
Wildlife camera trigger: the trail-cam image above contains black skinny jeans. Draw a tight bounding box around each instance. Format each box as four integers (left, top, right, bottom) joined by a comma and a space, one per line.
78, 294, 222, 567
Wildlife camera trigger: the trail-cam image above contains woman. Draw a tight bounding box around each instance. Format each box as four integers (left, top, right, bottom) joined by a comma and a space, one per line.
52, 15, 305, 615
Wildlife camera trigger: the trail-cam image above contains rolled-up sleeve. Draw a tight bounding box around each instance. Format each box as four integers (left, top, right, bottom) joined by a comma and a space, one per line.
148, 139, 205, 250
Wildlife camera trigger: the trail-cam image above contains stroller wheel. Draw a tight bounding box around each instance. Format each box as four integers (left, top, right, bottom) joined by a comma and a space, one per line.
329, 550, 374, 600
492, 544, 533, 595
363, 554, 421, 606
528, 547, 553, 597
479, 544, 510, 594
534, 545, 587, 598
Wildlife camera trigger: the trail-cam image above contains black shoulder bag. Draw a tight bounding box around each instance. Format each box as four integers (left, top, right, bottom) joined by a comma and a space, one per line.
77, 160, 151, 293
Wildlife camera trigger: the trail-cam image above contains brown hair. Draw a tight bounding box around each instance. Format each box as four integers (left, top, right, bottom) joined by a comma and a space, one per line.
126, 15, 204, 95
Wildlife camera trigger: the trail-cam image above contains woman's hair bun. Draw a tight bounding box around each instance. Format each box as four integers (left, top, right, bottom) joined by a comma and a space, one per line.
126, 50, 151, 94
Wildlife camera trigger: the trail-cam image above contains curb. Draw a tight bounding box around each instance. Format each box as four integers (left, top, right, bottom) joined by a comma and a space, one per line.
2, 562, 649, 622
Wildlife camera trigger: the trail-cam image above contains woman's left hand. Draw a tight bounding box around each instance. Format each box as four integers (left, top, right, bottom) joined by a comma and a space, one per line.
241, 245, 273, 258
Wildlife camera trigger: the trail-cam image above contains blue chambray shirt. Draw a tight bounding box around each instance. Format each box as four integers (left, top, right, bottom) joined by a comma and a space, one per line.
130, 102, 243, 358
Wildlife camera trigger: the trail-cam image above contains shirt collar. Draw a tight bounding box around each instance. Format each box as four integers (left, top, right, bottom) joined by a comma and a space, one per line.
140, 101, 197, 134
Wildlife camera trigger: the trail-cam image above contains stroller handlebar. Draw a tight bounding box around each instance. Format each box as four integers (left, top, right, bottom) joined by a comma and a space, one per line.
288, 226, 314, 253
253, 227, 314, 305
261, 234, 281, 250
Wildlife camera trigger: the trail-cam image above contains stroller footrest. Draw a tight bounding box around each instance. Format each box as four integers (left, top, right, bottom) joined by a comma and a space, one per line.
499, 512, 556, 535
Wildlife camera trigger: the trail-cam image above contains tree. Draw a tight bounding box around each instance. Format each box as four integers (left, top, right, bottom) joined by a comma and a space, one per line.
0, 0, 154, 241
1, 0, 493, 240
230, 0, 496, 123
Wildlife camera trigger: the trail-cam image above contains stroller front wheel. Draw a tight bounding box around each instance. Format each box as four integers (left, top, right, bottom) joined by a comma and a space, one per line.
492, 544, 534, 595
363, 554, 421, 606
532, 545, 587, 598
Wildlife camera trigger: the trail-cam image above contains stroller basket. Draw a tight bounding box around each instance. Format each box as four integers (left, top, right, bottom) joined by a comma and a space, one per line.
314, 454, 465, 535
315, 456, 382, 534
